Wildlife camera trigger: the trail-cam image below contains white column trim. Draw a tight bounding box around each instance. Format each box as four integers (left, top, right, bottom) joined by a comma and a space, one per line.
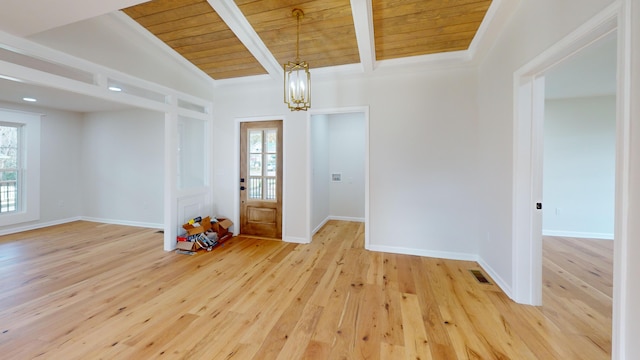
350, 0, 376, 72
207, 0, 283, 80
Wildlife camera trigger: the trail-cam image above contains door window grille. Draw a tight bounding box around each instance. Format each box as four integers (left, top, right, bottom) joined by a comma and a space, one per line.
248, 128, 277, 200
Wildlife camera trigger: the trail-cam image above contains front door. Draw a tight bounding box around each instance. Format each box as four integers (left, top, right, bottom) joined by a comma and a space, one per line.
240, 121, 283, 239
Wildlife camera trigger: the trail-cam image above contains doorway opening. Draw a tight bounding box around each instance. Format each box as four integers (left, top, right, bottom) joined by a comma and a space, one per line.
512, 7, 621, 306
512, 3, 631, 357
238, 120, 283, 239
540, 32, 617, 357
308, 107, 369, 247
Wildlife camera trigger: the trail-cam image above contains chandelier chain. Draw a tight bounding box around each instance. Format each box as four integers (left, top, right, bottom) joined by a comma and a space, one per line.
295, 11, 301, 62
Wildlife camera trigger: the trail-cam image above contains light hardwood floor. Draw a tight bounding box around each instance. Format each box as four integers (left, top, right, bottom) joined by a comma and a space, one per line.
542, 236, 613, 358
0, 221, 612, 359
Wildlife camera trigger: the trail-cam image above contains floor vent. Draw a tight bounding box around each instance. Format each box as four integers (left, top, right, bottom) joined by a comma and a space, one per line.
469, 269, 491, 284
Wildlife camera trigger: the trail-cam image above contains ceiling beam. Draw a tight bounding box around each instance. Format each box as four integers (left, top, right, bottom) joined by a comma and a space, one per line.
350, 0, 376, 72
207, 0, 283, 80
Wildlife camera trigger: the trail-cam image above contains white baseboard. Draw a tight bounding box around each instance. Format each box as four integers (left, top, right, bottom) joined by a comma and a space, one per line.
0, 216, 82, 236
312, 217, 330, 236
285, 236, 309, 244
80, 217, 163, 230
477, 256, 513, 299
542, 229, 614, 240
328, 216, 365, 223
312, 216, 365, 236
366, 244, 513, 299
366, 244, 478, 262
0, 217, 163, 237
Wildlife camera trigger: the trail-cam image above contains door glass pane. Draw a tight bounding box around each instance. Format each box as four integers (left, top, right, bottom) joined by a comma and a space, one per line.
265, 178, 276, 200
249, 154, 262, 176
265, 129, 277, 153
249, 130, 262, 153
266, 154, 276, 177
249, 177, 262, 199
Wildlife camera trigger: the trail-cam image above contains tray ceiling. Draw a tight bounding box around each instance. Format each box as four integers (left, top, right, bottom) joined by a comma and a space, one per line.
122, 0, 492, 81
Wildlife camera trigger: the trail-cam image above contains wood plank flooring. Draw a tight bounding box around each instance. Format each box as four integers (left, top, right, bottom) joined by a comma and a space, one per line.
542, 236, 613, 359
0, 221, 612, 359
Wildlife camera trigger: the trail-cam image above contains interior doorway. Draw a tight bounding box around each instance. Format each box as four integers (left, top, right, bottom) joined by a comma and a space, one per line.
537, 33, 617, 356
308, 107, 369, 246
511, 9, 623, 306
542, 33, 617, 241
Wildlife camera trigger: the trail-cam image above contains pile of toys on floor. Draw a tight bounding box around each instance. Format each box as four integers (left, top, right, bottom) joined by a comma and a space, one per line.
176, 216, 233, 255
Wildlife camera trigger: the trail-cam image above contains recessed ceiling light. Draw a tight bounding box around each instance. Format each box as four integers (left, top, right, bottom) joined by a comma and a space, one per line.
0, 74, 23, 82
22, 97, 37, 102
108, 86, 122, 92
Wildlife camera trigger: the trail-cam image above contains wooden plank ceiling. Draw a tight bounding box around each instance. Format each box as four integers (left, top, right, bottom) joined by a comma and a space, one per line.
373, 0, 492, 60
122, 0, 492, 81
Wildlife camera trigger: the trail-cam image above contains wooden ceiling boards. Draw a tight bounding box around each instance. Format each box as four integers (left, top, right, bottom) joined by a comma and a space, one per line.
123, 0, 267, 79
122, 0, 493, 80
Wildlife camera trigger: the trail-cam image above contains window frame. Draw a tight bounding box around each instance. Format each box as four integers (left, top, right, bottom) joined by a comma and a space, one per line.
0, 123, 20, 213
0, 109, 40, 227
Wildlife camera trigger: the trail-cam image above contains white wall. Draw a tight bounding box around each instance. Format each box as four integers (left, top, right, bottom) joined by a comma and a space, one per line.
543, 96, 616, 238
28, 13, 215, 100
214, 66, 479, 256
0, 102, 83, 234
328, 113, 365, 220
625, 1, 640, 358
310, 114, 330, 231
477, 0, 640, 357
81, 109, 164, 226
476, 0, 616, 293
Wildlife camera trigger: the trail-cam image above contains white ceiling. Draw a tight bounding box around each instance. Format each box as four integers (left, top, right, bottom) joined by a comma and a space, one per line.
0, 78, 133, 113
0, 0, 148, 37
0, 0, 150, 113
545, 32, 617, 99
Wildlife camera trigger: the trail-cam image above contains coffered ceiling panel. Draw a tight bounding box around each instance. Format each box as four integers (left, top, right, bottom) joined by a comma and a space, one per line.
123, 0, 267, 79
121, 0, 494, 81
372, 0, 492, 60
236, 0, 360, 70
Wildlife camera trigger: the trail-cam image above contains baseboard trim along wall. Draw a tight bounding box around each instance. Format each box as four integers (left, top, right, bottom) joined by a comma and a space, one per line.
329, 216, 365, 223
367, 244, 478, 262
312, 217, 330, 236
81, 217, 163, 230
285, 236, 309, 244
313, 216, 365, 236
542, 230, 614, 240
0, 217, 82, 236
367, 244, 514, 299
477, 257, 513, 299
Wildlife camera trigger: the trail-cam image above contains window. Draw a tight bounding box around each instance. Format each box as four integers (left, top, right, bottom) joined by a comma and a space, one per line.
0, 109, 40, 226
248, 128, 277, 200
177, 116, 207, 190
0, 124, 19, 213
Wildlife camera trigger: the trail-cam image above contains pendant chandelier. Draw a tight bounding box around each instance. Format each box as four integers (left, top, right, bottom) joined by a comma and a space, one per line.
284, 8, 311, 111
